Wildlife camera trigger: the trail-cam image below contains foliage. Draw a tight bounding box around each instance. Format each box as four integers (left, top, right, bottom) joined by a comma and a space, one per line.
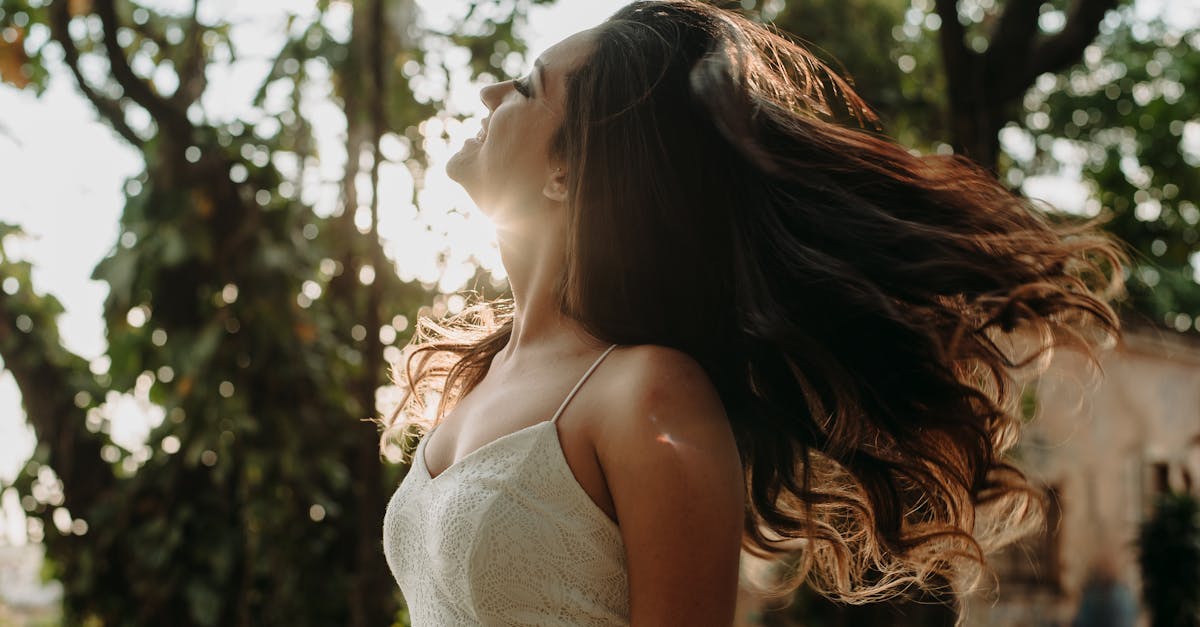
0, 0, 548, 624
1024, 11, 1200, 328
1138, 491, 1200, 627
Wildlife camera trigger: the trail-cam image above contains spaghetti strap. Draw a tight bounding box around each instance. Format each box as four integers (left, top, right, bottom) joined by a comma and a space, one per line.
549, 344, 619, 424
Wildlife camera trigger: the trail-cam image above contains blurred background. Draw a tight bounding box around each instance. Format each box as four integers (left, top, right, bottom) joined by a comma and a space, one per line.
0, 0, 1196, 625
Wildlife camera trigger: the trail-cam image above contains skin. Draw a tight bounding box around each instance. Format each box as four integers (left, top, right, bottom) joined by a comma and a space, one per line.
433, 28, 745, 626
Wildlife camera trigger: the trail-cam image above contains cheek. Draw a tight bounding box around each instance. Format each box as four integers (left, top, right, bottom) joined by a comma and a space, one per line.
484, 115, 554, 176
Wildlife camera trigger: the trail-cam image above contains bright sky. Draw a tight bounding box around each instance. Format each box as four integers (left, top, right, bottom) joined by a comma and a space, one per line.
0, 0, 629, 545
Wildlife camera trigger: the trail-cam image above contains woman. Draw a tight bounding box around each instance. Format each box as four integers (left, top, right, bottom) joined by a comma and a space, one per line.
380, 1, 1125, 625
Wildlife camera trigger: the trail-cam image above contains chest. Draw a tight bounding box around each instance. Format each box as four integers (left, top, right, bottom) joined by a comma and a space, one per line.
382, 424, 630, 624
422, 364, 619, 523
424, 369, 575, 469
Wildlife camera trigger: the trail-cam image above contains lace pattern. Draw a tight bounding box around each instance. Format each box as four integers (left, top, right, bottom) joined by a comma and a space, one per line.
382, 343, 631, 626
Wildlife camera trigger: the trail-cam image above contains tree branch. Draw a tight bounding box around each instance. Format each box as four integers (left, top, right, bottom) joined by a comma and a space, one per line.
171, 0, 208, 111
933, 0, 978, 106
1026, 0, 1121, 82
0, 291, 114, 515
48, 0, 143, 147
94, 0, 193, 138
251, 34, 300, 110
129, 20, 171, 56
986, 0, 1041, 74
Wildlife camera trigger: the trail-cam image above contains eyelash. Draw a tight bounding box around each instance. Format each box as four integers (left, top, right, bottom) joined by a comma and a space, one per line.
512, 76, 532, 97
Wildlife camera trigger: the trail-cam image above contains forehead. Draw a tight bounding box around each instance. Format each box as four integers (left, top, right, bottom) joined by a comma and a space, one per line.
536, 28, 598, 99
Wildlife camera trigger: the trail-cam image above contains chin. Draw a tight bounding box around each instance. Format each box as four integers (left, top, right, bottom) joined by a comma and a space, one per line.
446, 138, 481, 181
445, 163, 490, 214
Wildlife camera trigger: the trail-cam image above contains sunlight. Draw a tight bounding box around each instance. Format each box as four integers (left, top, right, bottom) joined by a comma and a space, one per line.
382, 0, 626, 292
0, 0, 628, 550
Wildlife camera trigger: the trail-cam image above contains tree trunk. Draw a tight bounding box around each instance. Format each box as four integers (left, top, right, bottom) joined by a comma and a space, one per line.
934, 0, 1122, 172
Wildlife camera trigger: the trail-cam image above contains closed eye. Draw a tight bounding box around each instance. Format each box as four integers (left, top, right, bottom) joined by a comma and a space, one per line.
512, 75, 533, 98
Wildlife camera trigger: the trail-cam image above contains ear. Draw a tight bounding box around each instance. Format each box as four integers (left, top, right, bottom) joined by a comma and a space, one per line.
542, 166, 568, 202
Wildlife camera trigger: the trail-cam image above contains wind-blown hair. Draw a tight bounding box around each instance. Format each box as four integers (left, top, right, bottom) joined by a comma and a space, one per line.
379, 0, 1125, 615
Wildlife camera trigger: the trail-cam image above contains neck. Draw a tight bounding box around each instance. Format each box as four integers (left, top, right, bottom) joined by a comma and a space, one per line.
490, 203, 601, 363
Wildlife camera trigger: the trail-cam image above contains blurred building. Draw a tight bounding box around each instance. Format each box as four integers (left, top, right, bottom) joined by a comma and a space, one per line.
964, 323, 1200, 627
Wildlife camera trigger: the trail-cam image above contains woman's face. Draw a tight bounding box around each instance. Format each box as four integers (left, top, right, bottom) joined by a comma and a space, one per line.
446, 28, 597, 215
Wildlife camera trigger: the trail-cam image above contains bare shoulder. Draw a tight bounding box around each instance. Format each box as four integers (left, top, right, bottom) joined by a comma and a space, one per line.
600, 344, 725, 420
594, 344, 743, 625
592, 345, 734, 463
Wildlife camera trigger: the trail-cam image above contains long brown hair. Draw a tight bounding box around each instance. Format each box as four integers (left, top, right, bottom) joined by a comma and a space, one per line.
380, 0, 1125, 613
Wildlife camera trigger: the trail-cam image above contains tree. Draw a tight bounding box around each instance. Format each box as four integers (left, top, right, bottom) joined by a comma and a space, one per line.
1026, 11, 1200, 327
758, 0, 1121, 172
0, 0, 544, 624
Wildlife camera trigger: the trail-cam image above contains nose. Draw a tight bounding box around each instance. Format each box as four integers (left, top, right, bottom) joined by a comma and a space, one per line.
480, 81, 507, 110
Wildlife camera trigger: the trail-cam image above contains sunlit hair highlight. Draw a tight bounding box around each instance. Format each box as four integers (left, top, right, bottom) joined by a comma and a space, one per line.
378, 0, 1126, 619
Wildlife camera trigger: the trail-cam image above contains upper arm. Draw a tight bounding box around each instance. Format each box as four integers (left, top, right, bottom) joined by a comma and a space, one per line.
595, 346, 744, 626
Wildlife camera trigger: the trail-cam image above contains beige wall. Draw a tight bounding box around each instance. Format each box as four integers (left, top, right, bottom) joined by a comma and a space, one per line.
966, 325, 1200, 626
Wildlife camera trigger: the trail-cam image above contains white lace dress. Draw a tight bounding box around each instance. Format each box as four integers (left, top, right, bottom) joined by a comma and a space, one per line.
382, 344, 630, 626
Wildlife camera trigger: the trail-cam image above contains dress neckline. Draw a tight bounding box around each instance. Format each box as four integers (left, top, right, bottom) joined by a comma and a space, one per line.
419, 419, 555, 482
412, 418, 621, 530
418, 343, 618, 482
